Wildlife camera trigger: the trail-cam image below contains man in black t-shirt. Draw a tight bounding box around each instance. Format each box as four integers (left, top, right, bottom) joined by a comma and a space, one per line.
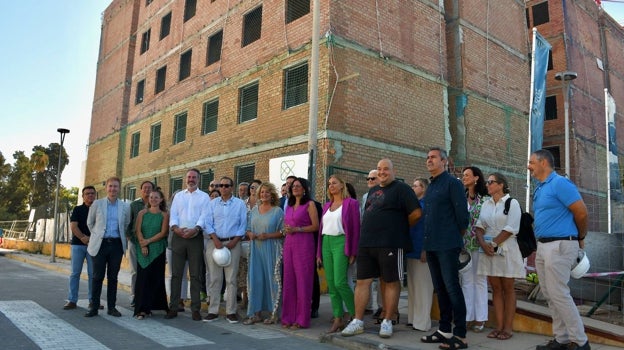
342, 158, 421, 339
63, 186, 101, 311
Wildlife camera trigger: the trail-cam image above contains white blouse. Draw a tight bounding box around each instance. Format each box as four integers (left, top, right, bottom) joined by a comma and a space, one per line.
321, 205, 344, 236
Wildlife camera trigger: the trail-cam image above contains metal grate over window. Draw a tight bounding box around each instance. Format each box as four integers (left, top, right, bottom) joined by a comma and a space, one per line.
155, 66, 167, 94
135, 79, 145, 104
202, 99, 219, 134
239, 82, 259, 123
160, 12, 171, 40
179, 49, 192, 81
283, 63, 308, 109
235, 164, 256, 187
130, 132, 140, 158
242, 6, 262, 47
141, 29, 151, 54
206, 30, 223, 65
173, 112, 187, 144
150, 123, 161, 152
286, 0, 310, 24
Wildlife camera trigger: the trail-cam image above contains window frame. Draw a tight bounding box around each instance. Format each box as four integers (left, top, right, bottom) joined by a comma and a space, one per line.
183, 0, 197, 22
206, 30, 223, 66
130, 132, 140, 158
283, 62, 309, 109
242, 6, 263, 47
155, 65, 167, 94
150, 122, 161, 152
140, 28, 151, 54
173, 112, 188, 144
179, 49, 193, 81
286, 0, 310, 24
238, 82, 259, 123
160, 12, 172, 40
202, 98, 219, 135
135, 79, 145, 105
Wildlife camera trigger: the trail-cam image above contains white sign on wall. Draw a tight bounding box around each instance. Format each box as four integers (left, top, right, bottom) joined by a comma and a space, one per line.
268, 153, 309, 190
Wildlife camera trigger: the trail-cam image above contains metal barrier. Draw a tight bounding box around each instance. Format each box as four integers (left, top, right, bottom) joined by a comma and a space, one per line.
0, 220, 31, 240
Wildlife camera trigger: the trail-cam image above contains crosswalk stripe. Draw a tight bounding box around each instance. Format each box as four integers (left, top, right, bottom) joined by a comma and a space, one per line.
210, 320, 288, 340
76, 300, 214, 347
0, 300, 110, 350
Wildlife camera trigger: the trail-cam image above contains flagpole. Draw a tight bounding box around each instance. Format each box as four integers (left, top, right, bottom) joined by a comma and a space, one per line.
605, 88, 612, 234
526, 28, 538, 212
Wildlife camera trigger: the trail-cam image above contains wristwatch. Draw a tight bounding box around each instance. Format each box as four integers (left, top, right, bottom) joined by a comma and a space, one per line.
195, 225, 203, 234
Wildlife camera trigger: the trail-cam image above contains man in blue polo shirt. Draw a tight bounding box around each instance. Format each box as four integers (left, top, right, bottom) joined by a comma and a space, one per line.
529, 149, 589, 350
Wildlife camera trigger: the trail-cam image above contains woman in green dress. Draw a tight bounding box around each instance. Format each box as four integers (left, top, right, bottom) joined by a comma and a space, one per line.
134, 189, 170, 319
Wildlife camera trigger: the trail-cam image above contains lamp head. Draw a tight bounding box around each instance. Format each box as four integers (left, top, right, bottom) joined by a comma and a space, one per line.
555, 71, 577, 82
57, 128, 70, 134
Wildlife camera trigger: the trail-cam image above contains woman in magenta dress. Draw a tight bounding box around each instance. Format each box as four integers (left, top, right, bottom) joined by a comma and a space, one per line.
281, 177, 319, 329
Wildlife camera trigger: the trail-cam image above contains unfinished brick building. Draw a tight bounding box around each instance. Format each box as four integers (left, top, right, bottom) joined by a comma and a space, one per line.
86, 0, 531, 203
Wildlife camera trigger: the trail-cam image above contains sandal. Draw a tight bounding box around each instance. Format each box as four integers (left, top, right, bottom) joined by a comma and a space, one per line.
263, 317, 276, 325
487, 329, 501, 339
497, 330, 513, 340
472, 321, 485, 333
243, 315, 262, 325
328, 319, 343, 333
421, 330, 448, 343
281, 323, 291, 328
438, 336, 468, 350
290, 323, 301, 330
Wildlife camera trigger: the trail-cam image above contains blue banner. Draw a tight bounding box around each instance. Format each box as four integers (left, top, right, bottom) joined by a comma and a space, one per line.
530, 30, 551, 152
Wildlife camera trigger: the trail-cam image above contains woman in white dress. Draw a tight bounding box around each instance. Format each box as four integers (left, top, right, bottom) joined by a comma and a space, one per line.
475, 172, 523, 341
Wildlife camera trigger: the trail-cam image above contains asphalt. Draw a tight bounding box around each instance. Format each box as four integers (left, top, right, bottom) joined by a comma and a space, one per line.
2, 248, 623, 350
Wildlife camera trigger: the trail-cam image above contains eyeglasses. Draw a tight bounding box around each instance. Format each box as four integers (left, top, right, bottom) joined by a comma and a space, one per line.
366, 177, 377, 181
250, 186, 257, 190
486, 180, 499, 185
219, 184, 232, 188
291, 184, 303, 188
209, 184, 216, 188
84, 192, 96, 196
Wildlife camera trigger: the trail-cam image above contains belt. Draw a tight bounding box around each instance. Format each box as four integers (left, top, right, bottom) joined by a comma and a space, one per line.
537, 236, 578, 243
219, 237, 236, 242
102, 237, 121, 243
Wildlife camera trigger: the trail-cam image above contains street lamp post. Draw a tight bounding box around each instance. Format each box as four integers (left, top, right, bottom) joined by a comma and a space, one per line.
50, 128, 70, 263
555, 71, 577, 178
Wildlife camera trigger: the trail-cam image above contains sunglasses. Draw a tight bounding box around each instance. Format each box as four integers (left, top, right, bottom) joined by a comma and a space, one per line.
215, 184, 232, 188
250, 186, 257, 190
486, 180, 500, 185
366, 177, 377, 181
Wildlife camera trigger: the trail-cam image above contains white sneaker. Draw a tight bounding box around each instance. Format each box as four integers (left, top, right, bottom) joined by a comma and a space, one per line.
379, 319, 393, 338
341, 319, 364, 336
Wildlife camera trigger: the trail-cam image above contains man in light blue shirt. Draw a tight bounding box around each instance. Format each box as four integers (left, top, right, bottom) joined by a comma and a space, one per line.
529, 149, 589, 350
202, 176, 247, 323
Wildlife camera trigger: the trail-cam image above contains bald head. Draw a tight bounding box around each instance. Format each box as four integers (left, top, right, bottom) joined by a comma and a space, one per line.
377, 158, 396, 187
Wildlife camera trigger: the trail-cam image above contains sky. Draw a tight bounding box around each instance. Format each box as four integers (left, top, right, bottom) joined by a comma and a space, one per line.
0, 1, 623, 190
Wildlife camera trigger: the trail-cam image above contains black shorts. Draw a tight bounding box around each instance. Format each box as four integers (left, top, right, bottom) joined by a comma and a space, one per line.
356, 247, 404, 282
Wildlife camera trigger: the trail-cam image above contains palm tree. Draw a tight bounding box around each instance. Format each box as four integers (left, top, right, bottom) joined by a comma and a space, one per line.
29, 149, 49, 208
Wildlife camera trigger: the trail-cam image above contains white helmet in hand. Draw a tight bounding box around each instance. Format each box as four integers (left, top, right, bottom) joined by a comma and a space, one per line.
571, 250, 590, 279
458, 249, 472, 273
212, 247, 231, 267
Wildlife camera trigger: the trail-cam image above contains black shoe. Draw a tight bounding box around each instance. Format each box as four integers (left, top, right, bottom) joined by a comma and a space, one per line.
192, 311, 202, 321
311, 309, 319, 318
84, 309, 98, 317
164, 310, 178, 319
88, 303, 104, 310
567, 342, 590, 350
203, 313, 219, 322
107, 308, 122, 317
536, 339, 568, 350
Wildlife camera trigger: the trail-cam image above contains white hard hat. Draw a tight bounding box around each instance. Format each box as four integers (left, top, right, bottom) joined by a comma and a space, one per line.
212, 247, 232, 267
458, 249, 472, 273
571, 250, 590, 279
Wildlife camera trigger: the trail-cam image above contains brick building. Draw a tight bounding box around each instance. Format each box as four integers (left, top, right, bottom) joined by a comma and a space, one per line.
86, 0, 530, 203
526, 0, 624, 232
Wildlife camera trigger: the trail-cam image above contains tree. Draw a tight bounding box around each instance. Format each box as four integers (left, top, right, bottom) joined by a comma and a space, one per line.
31, 143, 69, 209
60, 186, 79, 212
0, 151, 33, 220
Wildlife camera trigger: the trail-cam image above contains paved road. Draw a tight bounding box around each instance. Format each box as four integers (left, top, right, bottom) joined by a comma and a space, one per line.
0, 255, 340, 350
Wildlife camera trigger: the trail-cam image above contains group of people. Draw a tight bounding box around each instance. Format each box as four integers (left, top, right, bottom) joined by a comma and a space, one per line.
63, 147, 590, 350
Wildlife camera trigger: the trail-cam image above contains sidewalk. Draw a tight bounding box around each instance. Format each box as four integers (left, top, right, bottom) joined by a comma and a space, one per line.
2, 248, 623, 350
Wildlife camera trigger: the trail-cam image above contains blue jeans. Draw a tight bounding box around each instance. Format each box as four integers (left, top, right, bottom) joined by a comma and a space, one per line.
68, 244, 93, 303
427, 248, 467, 338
